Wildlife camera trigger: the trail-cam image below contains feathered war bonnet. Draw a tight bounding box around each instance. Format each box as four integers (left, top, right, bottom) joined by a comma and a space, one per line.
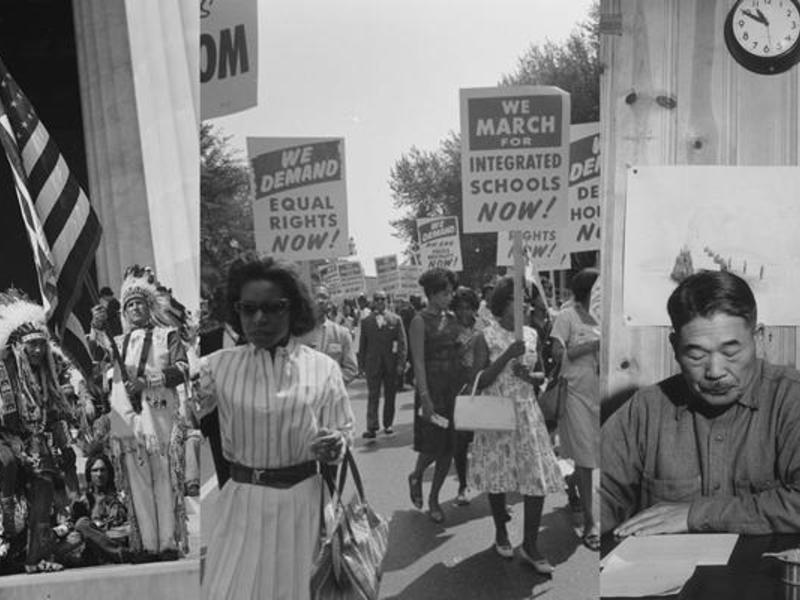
120, 265, 159, 310
0, 289, 50, 350
119, 265, 177, 331
119, 265, 161, 332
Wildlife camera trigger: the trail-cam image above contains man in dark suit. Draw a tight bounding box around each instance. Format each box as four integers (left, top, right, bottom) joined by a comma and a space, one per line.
358, 290, 407, 439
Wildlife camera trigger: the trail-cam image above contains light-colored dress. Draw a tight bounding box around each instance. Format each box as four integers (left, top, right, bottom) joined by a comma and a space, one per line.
109, 326, 188, 554
551, 305, 600, 469
197, 339, 354, 600
468, 321, 562, 496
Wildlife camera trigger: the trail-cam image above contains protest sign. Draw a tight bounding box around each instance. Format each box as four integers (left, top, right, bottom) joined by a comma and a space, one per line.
566, 122, 601, 253
416, 216, 463, 271
201, 0, 258, 120
317, 260, 342, 297
375, 255, 400, 295
460, 86, 570, 233
248, 137, 349, 260
337, 260, 366, 298
496, 229, 569, 271
397, 264, 424, 299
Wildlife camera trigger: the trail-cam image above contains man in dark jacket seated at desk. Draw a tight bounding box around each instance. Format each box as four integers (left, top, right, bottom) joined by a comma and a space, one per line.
601, 270, 800, 537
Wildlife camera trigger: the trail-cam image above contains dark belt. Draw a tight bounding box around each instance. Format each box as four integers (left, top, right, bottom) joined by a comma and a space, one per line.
230, 460, 318, 488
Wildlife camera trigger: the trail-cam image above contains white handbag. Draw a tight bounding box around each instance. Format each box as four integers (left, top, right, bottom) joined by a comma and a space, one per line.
453, 371, 517, 432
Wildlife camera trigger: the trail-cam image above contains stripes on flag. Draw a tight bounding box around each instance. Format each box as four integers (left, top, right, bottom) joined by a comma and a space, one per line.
0, 56, 102, 375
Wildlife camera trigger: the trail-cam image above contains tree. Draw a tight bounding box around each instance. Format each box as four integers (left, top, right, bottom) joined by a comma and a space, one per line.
390, 2, 600, 284
500, 1, 600, 124
389, 134, 499, 288
200, 123, 255, 305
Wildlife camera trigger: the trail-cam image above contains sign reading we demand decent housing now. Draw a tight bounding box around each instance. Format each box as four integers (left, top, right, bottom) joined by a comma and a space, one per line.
460, 87, 570, 234
248, 137, 349, 260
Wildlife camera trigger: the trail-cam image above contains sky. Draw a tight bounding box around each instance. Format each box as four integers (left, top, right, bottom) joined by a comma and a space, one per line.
208, 0, 594, 275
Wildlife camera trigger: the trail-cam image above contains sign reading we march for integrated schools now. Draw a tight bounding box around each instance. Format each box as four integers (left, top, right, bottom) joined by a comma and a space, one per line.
201, 0, 258, 120
460, 86, 570, 234
417, 216, 462, 271
248, 137, 349, 260
495, 122, 601, 269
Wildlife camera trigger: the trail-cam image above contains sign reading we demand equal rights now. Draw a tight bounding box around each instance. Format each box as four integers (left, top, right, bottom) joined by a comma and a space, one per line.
248, 137, 349, 260
460, 86, 570, 234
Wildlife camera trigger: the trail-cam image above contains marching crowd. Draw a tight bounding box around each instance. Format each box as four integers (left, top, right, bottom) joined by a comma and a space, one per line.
0, 265, 199, 574
196, 257, 600, 599
0, 254, 600, 596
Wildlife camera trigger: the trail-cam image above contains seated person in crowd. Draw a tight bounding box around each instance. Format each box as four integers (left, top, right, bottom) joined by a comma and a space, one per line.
601, 270, 800, 537
70, 452, 130, 564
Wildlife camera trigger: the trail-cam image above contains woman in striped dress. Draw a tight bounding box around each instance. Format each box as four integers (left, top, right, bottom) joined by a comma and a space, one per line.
196, 258, 355, 600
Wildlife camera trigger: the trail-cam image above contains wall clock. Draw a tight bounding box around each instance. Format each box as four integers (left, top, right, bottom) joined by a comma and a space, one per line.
724, 0, 800, 74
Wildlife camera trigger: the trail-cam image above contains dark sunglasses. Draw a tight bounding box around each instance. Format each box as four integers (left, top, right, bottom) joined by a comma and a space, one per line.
234, 299, 289, 316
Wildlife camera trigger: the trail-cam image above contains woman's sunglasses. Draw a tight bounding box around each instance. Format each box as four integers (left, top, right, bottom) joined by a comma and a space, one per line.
234, 299, 289, 316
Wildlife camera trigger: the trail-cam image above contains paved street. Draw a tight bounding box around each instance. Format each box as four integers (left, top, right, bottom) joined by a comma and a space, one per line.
201, 378, 598, 600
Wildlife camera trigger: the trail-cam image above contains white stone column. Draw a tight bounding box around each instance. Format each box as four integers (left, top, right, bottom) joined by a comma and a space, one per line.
123, 0, 199, 311
72, 0, 156, 295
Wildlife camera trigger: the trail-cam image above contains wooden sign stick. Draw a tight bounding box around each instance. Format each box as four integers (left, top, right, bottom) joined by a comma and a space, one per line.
512, 230, 524, 341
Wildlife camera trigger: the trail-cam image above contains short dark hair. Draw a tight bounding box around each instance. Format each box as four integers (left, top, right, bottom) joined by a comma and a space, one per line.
418, 268, 457, 299
226, 257, 316, 337
489, 276, 516, 317
99, 287, 114, 297
569, 268, 599, 304
667, 270, 757, 333
451, 286, 479, 311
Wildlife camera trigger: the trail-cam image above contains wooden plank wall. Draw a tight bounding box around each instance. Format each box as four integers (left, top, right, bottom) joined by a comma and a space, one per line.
599, 0, 800, 412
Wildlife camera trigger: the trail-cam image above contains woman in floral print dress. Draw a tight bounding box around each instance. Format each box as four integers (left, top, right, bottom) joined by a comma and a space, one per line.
468, 277, 562, 574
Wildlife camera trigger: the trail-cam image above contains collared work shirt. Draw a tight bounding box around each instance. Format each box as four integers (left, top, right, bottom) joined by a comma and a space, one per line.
601, 360, 800, 534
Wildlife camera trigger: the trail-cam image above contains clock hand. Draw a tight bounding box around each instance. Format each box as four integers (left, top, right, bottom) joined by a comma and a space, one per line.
742, 8, 764, 24
755, 8, 770, 26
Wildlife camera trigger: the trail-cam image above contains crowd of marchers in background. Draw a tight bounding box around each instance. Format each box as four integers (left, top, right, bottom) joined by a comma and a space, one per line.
197, 262, 602, 580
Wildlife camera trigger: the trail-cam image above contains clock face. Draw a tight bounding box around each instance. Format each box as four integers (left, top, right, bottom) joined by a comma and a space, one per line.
731, 0, 800, 58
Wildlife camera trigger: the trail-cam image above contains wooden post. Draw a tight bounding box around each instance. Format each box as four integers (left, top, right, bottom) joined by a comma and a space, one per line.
512, 231, 524, 341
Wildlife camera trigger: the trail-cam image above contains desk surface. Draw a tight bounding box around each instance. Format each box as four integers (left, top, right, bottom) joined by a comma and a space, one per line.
601, 534, 800, 600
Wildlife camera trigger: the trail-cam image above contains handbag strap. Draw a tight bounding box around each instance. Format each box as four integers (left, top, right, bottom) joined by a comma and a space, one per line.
333, 448, 367, 502
470, 370, 484, 396
344, 449, 366, 502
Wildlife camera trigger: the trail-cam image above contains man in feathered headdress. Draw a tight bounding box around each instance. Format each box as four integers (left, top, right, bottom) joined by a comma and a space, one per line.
0, 290, 92, 572
94, 266, 189, 560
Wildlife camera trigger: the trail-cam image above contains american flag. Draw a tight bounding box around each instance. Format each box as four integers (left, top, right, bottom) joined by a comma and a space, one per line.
0, 56, 102, 375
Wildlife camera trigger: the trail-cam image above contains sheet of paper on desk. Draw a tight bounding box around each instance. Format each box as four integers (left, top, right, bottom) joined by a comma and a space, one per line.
600, 534, 739, 597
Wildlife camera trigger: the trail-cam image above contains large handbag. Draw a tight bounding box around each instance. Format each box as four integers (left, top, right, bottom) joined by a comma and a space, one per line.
537, 376, 567, 423
310, 449, 389, 600
453, 371, 517, 432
